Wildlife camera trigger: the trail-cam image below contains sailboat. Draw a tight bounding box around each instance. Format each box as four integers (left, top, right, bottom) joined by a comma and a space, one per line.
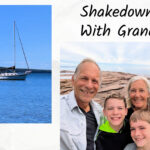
0, 21, 31, 80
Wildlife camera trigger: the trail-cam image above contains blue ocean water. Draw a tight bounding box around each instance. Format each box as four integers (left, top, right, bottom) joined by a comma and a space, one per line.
0, 73, 51, 123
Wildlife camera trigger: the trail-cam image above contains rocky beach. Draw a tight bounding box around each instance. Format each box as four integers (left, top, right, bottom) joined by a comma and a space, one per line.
60, 70, 150, 107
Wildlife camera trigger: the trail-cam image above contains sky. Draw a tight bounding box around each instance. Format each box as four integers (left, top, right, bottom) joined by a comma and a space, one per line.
60, 42, 150, 76
0, 5, 51, 70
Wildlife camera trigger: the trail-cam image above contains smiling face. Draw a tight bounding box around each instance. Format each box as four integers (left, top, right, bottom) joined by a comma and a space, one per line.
103, 98, 127, 131
130, 120, 150, 149
129, 80, 149, 110
72, 62, 100, 108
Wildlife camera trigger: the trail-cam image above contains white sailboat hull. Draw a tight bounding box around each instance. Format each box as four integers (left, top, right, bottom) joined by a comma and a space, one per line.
0, 72, 30, 80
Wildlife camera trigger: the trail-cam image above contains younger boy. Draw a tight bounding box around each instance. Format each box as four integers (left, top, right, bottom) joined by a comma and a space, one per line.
124, 110, 150, 150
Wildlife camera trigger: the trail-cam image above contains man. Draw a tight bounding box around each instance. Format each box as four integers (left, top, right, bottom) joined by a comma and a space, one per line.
60, 58, 103, 150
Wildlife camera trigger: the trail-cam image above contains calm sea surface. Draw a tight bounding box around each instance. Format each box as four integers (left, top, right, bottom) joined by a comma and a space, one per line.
0, 73, 51, 123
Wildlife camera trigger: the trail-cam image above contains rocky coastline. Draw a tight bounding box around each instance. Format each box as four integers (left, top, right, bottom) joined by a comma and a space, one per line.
60, 70, 149, 106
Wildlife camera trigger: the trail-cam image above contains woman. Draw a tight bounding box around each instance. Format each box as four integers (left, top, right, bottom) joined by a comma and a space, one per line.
96, 94, 132, 150
124, 110, 150, 150
126, 76, 150, 120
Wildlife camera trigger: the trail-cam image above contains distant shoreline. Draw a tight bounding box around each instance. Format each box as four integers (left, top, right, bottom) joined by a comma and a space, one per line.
0, 67, 51, 73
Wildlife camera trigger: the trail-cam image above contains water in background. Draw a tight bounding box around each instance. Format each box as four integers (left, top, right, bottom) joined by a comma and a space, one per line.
0, 73, 51, 123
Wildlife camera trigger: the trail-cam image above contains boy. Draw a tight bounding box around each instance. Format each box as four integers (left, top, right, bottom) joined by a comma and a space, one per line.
124, 110, 150, 150
96, 94, 132, 150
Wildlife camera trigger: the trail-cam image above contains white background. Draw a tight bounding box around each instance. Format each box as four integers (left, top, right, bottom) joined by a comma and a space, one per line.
54, 0, 150, 149
0, 0, 150, 150
0, 1, 59, 150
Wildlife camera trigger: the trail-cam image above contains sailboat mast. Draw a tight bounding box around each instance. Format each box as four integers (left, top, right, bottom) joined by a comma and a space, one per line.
15, 24, 30, 70
14, 21, 16, 70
